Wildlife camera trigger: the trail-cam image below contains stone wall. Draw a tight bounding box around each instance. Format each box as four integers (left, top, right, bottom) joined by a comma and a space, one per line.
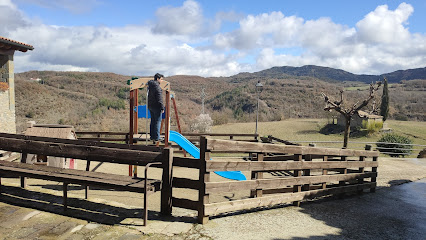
0, 54, 16, 133
0, 90, 16, 133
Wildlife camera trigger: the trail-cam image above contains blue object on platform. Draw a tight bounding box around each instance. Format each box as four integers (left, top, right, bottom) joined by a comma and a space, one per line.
135, 105, 165, 119
169, 130, 246, 181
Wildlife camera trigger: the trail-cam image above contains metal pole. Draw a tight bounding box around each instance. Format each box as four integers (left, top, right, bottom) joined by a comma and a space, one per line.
146, 89, 149, 146
256, 92, 259, 135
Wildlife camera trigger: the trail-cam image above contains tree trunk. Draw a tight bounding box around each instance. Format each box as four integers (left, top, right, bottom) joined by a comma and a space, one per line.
343, 116, 351, 148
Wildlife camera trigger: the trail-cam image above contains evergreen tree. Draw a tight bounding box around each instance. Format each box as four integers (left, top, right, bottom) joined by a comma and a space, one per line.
380, 77, 389, 121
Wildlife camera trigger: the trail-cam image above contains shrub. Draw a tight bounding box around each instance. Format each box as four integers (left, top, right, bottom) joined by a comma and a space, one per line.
190, 114, 213, 133
116, 87, 129, 99
394, 113, 408, 121
362, 120, 383, 135
376, 133, 413, 157
98, 98, 126, 110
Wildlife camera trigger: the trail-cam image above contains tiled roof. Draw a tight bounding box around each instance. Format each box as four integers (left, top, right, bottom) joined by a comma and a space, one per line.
0, 36, 34, 52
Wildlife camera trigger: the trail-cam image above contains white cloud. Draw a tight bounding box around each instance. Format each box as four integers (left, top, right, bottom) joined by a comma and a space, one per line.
0, 0, 29, 33
1, 1, 425, 77
152, 0, 204, 36
356, 3, 413, 44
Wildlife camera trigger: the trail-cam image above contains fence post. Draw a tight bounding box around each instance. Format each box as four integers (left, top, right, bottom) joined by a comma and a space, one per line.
161, 147, 173, 216
198, 136, 210, 224
357, 145, 369, 194
250, 152, 264, 198
367, 144, 378, 193
302, 144, 315, 191
293, 154, 302, 207
338, 156, 348, 198
322, 156, 328, 189
20, 152, 27, 188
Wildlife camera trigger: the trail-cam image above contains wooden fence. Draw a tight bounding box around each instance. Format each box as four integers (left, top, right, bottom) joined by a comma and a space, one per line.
75, 131, 258, 143
1, 132, 379, 224
172, 136, 379, 224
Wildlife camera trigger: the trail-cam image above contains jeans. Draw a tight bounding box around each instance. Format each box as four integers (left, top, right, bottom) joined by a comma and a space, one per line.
149, 108, 162, 140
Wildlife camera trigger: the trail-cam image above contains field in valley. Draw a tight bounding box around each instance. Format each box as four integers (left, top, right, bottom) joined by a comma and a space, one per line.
211, 119, 426, 153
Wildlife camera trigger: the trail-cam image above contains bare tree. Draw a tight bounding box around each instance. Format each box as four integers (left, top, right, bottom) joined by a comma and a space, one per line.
321, 81, 382, 148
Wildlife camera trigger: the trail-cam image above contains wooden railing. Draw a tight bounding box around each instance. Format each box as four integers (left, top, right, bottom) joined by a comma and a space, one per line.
172, 136, 379, 224
75, 131, 259, 143
0, 132, 174, 217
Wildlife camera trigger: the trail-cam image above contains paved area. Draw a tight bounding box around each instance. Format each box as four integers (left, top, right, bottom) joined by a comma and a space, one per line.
0, 157, 425, 239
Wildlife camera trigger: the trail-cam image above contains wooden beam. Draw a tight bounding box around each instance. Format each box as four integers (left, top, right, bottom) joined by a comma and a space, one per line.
203, 182, 376, 216
0, 137, 162, 165
161, 148, 173, 216
206, 138, 379, 157
198, 136, 210, 224
0, 133, 161, 152
129, 77, 152, 91
293, 154, 302, 206
205, 172, 377, 194
172, 157, 202, 169
206, 160, 378, 172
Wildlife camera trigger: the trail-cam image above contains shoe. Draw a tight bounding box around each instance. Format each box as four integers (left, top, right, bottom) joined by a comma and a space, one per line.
152, 137, 164, 144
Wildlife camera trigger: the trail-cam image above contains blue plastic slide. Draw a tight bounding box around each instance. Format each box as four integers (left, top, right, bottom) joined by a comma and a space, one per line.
169, 131, 246, 181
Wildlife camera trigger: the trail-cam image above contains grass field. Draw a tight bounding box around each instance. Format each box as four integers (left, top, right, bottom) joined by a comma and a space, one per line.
212, 119, 426, 153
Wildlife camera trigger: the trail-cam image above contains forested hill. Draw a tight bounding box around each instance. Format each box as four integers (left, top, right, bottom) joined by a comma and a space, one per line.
14, 66, 425, 132
232, 65, 426, 83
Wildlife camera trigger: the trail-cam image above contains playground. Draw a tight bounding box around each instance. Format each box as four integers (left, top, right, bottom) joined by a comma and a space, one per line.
1, 76, 425, 239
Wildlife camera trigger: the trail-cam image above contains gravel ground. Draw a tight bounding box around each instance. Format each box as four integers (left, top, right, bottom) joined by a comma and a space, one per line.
0, 157, 425, 239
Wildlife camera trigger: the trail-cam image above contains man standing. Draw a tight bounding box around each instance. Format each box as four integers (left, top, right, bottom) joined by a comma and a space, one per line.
148, 73, 165, 142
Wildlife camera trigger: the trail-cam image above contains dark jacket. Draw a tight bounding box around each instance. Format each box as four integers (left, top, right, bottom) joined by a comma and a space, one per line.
147, 80, 164, 111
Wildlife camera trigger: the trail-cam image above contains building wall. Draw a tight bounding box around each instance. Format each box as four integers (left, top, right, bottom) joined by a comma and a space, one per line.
0, 54, 16, 133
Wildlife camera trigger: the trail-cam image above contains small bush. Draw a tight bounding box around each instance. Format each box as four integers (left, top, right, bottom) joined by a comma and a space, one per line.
190, 114, 213, 133
376, 133, 413, 157
394, 113, 408, 121
99, 98, 126, 110
362, 120, 383, 135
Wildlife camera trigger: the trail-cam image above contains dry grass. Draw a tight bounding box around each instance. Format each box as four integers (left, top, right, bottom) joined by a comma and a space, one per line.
212, 119, 426, 150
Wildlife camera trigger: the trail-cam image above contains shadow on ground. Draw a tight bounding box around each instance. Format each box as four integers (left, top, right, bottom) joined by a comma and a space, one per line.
0, 185, 195, 226
283, 180, 426, 240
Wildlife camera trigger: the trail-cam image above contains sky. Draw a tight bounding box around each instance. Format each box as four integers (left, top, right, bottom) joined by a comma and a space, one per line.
1, 0, 426, 77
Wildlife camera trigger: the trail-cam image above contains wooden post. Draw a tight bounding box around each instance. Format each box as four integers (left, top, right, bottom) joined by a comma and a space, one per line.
250, 153, 264, 198
370, 157, 378, 192
63, 182, 68, 210
129, 90, 135, 176
339, 156, 348, 198
198, 136, 210, 224
293, 154, 302, 207
165, 91, 170, 147
85, 160, 90, 199
302, 143, 315, 191
133, 89, 139, 177
322, 156, 328, 189
161, 147, 173, 215
20, 152, 27, 188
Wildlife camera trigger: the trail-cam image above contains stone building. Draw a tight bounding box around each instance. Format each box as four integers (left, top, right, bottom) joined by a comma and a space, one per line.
0, 36, 34, 133
338, 110, 383, 129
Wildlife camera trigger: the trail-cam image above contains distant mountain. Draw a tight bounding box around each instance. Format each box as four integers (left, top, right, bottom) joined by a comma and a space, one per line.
234, 65, 426, 83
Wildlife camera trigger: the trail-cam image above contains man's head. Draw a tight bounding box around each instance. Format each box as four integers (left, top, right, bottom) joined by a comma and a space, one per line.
154, 73, 164, 82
